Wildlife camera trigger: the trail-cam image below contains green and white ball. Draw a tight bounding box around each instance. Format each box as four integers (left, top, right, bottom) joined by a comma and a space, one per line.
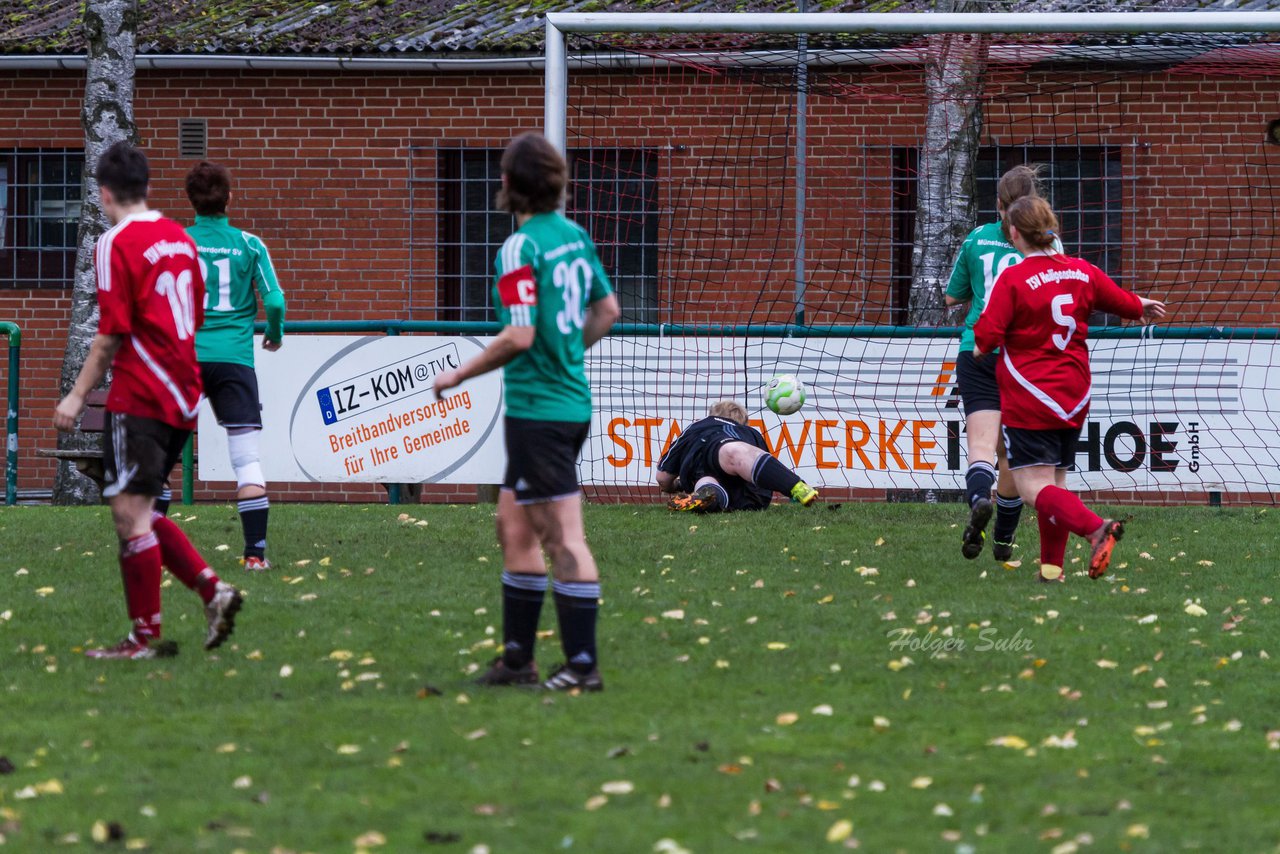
765, 374, 807, 416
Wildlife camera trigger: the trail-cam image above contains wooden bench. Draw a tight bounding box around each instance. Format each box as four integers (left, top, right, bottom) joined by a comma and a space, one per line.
38, 389, 110, 487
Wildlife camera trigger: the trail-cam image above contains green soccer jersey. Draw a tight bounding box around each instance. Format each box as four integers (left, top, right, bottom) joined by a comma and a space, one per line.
492, 212, 614, 422
188, 214, 285, 367
946, 221, 1022, 354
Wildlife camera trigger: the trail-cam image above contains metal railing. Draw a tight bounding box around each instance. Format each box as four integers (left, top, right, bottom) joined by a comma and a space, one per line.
256, 319, 1279, 340
1, 322, 19, 506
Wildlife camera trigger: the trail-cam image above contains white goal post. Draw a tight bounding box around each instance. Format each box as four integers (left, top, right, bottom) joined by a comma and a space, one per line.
543, 11, 1280, 153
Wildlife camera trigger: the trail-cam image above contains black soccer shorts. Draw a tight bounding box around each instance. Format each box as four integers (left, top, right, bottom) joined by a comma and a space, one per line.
200, 362, 263, 429
956, 350, 1001, 417
102, 412, 190, 499
676, 437, 771, 512
502, 417, 590, 504
1002, 425, 1082, 471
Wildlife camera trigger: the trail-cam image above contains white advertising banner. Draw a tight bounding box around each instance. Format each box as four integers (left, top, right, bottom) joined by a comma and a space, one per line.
582, 335, 1280, 494
199, 336, 505, 484
201, 334, 1280, 495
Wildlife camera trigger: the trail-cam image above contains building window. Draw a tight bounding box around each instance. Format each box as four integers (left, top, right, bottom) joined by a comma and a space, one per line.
0, 149, 83, 289
891, 145, 1131, 322
435, 146, 659, 323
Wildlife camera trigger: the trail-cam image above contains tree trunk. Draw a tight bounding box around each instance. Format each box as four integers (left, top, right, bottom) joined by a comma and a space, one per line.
909, 25, 988, 327
53, 0, 137, 505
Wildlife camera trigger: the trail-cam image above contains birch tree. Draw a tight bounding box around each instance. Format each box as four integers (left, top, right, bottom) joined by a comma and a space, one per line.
53, 0, 137, 504
909, 1, 988, 326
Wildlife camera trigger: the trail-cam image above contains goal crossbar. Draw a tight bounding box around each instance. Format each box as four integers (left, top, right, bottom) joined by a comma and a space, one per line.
544, 11, 1280, 150
546, 11, 1280, 36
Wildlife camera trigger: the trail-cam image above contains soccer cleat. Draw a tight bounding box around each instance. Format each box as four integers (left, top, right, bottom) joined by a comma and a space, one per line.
667, 485, 722, 514
961, 497, 993, 560
1088, 519, 1125, 579
1037, 564, 1065, 584
790, 481, 819, 507
542, 664, 604, 692
204, 581, 243, 650
242, 556, 271, 572
475, 656, 540, 687
992, 539, 1015, 562
85, 633, 178, 660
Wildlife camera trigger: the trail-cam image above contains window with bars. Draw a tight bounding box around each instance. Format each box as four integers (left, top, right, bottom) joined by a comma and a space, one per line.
434, 146, 659, 323
891, 145, 1130, 322
0, 149, 83, 289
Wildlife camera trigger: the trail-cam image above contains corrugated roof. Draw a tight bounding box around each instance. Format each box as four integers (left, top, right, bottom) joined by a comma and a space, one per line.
0, 0, 1275, 58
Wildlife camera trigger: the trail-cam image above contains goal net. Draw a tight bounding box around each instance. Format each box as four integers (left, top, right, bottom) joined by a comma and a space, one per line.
549, 14, 1280, 505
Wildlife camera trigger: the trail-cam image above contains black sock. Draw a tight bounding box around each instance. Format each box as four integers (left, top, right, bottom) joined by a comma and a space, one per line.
501, 570, 547, 668
993, 492, 1023, 544
155, 487, 172, 517
553, 579, 600, 674
749, 454, 802, 496
964, 461, 996, 508
238, 496, 269, 559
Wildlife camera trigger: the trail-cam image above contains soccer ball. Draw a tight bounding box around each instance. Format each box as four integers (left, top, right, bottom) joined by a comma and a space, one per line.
765, 374, 806, 415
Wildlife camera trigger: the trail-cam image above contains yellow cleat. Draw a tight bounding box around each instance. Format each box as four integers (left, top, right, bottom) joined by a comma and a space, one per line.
790, 481, 819, 507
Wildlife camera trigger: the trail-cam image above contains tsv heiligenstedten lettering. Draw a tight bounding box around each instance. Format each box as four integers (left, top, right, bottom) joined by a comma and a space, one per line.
887, 627, 1034, 658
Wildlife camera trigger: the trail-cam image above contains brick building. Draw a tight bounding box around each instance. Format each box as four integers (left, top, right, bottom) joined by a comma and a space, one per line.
1, 1, 1277, 503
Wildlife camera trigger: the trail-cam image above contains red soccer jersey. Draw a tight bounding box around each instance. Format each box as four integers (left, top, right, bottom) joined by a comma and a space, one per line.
96, 211, 206, 429
973, 253, 1143, 431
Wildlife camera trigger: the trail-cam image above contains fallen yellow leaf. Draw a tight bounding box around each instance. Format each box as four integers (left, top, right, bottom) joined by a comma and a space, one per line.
825, 819, 854, 843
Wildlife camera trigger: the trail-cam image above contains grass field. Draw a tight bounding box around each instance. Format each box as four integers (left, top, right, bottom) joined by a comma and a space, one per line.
0, 501, 1277, 853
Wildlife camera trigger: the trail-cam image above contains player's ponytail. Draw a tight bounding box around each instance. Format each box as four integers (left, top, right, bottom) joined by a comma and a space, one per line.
1002, 196, 1059, 250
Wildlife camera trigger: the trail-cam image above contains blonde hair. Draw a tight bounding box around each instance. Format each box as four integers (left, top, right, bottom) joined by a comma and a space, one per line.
708, 400, 748, 424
